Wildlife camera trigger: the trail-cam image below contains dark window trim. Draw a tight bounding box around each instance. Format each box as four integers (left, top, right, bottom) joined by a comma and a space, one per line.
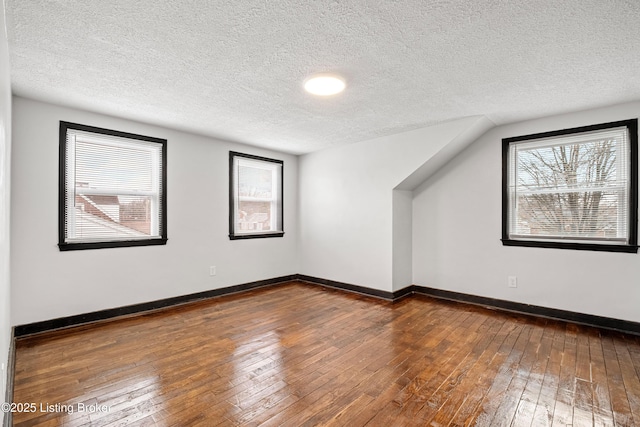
501, 119, 638, 253
59, 121, 168, 251
229, 151, 284, 240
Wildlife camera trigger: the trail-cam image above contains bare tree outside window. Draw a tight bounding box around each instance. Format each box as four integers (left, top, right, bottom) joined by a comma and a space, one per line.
515, 139, 621, 239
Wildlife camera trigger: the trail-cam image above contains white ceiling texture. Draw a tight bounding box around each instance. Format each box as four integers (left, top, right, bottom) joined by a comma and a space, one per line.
6, 1, 640, 154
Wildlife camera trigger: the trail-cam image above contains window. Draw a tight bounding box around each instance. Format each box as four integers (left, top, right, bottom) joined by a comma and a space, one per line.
502, 119, 638, 253
59, 122, 167, 250
229, 151, 283, 239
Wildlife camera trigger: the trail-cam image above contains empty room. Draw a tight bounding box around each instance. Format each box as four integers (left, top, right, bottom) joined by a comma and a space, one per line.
1, 1, 640, 426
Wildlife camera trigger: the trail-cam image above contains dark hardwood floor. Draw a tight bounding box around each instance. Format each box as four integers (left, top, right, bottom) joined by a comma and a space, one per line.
11, 281, 640, 426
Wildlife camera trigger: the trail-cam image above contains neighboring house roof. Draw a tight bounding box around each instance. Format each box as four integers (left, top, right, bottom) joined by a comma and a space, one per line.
83, 195, 119, 205
74, 208, 146, 238
77, 194, 120, 222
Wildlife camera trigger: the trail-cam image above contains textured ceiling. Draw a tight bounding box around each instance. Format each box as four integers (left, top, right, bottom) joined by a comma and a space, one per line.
6, 0, 640, 154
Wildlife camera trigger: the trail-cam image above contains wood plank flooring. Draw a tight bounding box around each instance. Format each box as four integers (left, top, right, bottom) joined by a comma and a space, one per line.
11, 281, 640, 426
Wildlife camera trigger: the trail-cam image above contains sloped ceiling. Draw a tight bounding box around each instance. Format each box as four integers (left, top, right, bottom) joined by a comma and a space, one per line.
5, 1, 640, 154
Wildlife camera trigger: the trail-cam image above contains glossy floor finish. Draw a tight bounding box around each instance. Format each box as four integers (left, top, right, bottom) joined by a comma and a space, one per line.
12, 281, 640, 426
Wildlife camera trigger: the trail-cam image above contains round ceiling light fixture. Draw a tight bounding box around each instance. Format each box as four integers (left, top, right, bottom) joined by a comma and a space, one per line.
304, 73, 346, 96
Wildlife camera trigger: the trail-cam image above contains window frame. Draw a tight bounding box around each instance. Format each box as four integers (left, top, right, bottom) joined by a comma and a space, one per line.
58, 121, 168, 251
501, 119, 638, 253
229, 151, 284, 240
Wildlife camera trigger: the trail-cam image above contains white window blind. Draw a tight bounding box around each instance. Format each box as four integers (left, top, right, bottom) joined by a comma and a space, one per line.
61, 124, 166, 248
507, 126, 631, 244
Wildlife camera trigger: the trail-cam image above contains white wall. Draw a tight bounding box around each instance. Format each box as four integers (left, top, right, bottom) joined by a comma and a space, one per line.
299, 116, 492, 292
392, 190, 412, 289
0, 0, 11, 420
413, 102, 640, 323
11, 97, 299, 326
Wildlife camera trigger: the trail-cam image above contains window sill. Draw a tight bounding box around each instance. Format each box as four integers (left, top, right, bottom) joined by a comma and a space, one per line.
501, 238, 638, 253
229, 232, 285, 240
59, 238, 168, 251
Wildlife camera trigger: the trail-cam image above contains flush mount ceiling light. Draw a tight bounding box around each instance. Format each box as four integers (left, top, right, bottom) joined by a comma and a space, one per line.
303, 73, 346, 96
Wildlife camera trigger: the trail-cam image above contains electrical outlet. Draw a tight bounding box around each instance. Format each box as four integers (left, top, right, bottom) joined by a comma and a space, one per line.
209, 266, 216, 276
508, 276, 518, 288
